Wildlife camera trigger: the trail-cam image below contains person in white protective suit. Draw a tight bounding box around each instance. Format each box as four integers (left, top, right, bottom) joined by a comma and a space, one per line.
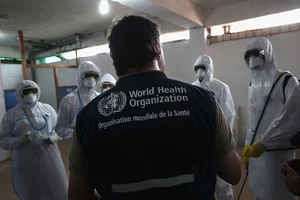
242, 37, 300, 200
0, 80, 68, 200
56, 61, 101, 139
192, 54, 235, 200
99, 73, 116, 93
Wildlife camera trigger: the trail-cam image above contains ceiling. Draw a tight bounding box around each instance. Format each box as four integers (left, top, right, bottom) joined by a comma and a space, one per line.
0, 0, 183, 48
0, 0, 252, 54
191, 0, 246, 9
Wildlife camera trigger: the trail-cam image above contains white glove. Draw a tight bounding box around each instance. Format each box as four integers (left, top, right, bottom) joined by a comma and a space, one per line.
21, 132, 33, 145
31, 131, 47, 145
43, 132, 63, 144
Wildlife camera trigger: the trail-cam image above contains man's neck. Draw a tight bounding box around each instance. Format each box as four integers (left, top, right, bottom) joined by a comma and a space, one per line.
126, 65, 160, 74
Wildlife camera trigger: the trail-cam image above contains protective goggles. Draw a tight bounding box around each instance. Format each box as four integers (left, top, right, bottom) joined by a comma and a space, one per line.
194, 65, 207, 71
244, 49, 265, 63
22, 87, 38, 95
84, 72, 99, 80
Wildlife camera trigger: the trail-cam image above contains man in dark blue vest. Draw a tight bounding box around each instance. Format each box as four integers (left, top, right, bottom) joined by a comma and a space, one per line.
68, 15, 242, 200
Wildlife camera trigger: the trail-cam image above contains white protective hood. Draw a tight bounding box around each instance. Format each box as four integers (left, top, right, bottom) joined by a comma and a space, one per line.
100, 73, 116, 87
193, 54, 214, 88
15, 80, 41, 108
77, 61, 101, 93
243, 37, 279, 87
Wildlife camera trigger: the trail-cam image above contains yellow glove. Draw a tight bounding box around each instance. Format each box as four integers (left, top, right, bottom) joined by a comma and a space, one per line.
244, 142, 266, 158
242, 145, 249, 165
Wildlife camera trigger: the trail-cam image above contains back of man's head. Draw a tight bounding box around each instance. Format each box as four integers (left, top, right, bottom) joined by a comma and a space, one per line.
107, 15, 161, 77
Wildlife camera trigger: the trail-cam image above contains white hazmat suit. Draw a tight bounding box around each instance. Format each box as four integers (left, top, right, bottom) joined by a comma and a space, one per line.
0, 80, 68, 200
56, 61, 101, 139
244, 37, 300, 200
192, 54, 235, 200
99, 73, 116, 93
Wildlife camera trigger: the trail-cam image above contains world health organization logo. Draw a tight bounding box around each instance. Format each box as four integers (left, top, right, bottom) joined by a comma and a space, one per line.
98, 91, 127, 116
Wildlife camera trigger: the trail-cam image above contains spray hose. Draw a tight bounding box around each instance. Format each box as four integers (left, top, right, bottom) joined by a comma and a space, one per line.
237, 146, 300, 200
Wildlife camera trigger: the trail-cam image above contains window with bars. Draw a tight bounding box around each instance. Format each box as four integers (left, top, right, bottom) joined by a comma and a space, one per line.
207, 8, 300, 45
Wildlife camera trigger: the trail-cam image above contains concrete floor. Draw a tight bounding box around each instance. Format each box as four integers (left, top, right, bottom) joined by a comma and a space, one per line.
0, 141, 253, 200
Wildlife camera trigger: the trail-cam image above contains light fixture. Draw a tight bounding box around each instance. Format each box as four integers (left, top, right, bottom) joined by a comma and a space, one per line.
45, 56, 61, 64
159, 30, 190, 43
0, 31, 5, 38
99, 0, 109, 15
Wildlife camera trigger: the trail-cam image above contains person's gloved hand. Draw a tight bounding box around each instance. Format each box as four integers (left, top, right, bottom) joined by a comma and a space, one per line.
31, 131, 47, 145
43, 132, 63, 144
21, 132, 32, 145
242, 145, 249, 165
244, 142, 266, 158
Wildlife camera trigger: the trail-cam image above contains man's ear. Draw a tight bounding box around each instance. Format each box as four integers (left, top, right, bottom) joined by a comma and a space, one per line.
153, 44, 161, 55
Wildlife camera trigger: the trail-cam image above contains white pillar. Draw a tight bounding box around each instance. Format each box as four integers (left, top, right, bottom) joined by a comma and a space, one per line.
0, 61, 10, 162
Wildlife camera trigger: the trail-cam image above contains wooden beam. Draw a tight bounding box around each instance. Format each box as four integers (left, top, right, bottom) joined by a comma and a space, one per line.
27, 64, 77, 69
75, 50, 80, 67
18, 30, 28, 80
0, 60, 22, 64
53, 68, 60, 108
59, 85, 77, 88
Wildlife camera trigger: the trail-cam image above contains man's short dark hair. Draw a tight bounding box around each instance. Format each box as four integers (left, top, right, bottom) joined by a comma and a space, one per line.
107, 15, 161, 76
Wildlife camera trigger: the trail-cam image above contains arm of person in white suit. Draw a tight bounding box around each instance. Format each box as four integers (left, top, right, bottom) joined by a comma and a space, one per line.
261, 76, 300, 149
218, 84, 236, 129
55, 97, 75, 140
0, 113, 24, 150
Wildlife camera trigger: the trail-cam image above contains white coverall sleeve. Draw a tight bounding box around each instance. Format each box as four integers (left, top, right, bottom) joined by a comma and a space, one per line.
0, 114, 23, 150
55, 98, 74, 140
219, 85, 236, 129
261, 76, 300, 149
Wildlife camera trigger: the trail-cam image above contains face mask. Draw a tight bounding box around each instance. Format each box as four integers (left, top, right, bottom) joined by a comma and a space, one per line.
23, 94, 37, 106
196, 69, 206, 81
84, 77, 97, 89
249, 57, 264, 70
